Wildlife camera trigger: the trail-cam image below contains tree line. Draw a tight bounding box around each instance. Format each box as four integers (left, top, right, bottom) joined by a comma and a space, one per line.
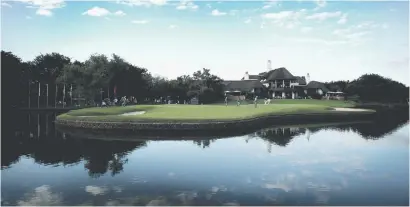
2, 51, 225, 110
324, 75, 409, 104
2, 50, 408, 111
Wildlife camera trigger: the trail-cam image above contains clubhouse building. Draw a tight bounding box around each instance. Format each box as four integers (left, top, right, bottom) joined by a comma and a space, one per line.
222, 60, 330, 99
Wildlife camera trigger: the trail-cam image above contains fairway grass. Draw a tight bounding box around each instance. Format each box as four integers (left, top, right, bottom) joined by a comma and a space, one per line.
57, 103, 369, 122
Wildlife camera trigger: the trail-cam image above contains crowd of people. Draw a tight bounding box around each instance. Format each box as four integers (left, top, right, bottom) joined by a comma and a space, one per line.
101, 96, 138, 107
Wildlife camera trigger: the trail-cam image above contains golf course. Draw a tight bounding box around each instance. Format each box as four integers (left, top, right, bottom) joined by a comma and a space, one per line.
55, 100, 376, 131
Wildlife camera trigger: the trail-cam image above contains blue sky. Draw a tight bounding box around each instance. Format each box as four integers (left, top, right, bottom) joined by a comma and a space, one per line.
1, 0, 409, 85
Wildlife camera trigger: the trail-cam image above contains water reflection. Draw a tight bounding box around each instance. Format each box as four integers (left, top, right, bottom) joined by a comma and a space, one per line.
1, 110, 409, 206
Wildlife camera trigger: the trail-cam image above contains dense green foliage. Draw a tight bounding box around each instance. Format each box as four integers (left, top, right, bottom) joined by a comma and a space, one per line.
345, 74, 409, 103
325, 74, 409, 103
2, 51, 224, 109
2, 50, 408, 111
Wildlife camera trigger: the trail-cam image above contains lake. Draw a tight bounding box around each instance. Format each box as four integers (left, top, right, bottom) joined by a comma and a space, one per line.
1, 111, 409, 206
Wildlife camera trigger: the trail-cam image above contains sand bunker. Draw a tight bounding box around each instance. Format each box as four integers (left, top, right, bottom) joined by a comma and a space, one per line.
333, 108, 372, 112
78, 111, 146, 118
120, 111, 146, 116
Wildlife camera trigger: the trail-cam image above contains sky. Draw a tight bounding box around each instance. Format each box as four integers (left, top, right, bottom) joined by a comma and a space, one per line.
1, 0, 409, 85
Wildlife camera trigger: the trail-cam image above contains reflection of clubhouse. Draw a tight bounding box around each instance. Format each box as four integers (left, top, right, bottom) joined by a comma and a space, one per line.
222, 60, 336, 100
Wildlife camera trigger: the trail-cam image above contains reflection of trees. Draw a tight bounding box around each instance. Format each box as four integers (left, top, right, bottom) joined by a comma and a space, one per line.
193, 139, 216, 148
309, 111, 409, 140
255, 127, 306, 147
1, 115, 147, 177
82, 140, 145, 178
253, 110, 408, 148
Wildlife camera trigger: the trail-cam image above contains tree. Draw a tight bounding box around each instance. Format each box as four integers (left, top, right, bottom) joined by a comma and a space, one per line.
191, 68, 224, 103
108, 54, 150, 100
345, 74, 409, 103
1, 51, 29, 109
30, 52, 71, 84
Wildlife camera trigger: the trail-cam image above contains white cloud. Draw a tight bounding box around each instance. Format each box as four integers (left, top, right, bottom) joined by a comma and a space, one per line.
169, 24, 177, 29
315, 0, 326, 8
176, 0, 198, 10
287, 37, 348, 46
132, 20, 149, 24
262, 0, 279, 9
211, 9, 227, 16
18, 0, 65, 16
18, 0, 65, 9
117, 0, 167, 7
262, 5, 272, 9
36, 8, 53, 16
113, 10, 126, 16
82, 7, 110, 17
85, 186, 108, 196
354, 21, 388, 30
262, 10, 305, 29
333, 27, 372, 45
244, 18, 252, 24
17, 185, 62, 206
305, 11, 342, 21
301, 27, 312, 33
337, 13, 348, 24
1, 2, 12, 7
82, 7, 127, 17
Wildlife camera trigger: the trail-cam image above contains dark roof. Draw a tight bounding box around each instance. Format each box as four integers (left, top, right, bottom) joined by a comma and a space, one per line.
241, 74, 260, 80
249, 75, 260, 80
260, 67, 296, 81
295, 76, 306, 85
305, 81, 329, 92
222, 80, 265, 92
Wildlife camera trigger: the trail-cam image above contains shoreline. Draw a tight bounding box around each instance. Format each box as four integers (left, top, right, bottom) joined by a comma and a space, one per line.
55, 120, 373, 141
55, 110, 375, 131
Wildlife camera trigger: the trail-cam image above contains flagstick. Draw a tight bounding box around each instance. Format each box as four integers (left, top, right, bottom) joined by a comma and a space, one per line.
100, 88, 103, 104
55, 85, 58, 108
38, 82, 40, 109
37, 114, 40, 138
70, 84, 73, 107
63, 84, 66, 108
46, 84, 49, 108
28, 81, 31, 108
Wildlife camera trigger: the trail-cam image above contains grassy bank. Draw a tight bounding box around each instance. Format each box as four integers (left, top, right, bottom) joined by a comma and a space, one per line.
58, 102, 371, 122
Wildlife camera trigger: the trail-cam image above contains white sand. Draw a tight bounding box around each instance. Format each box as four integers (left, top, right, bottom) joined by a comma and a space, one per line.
120, 111, 146, 116
78, 111, 146, 118
333, 108, 372, 112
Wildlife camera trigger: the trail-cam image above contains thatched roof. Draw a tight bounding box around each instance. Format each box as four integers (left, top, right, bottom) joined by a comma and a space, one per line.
222, 80, 265, 92
241, 74, 261, 80
306, 81, 329, 92
295, 76, 307, 85
260, 67, 296, 81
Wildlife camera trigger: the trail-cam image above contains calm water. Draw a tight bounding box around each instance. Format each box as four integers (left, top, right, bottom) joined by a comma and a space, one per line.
1, 112, 409, 206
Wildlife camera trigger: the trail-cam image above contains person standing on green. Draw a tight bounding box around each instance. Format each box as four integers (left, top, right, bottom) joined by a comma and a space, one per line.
254, 96, 258, 108
224, 96, 228, 106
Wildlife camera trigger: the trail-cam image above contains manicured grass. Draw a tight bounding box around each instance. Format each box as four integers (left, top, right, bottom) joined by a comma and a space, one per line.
57, 103, 365, 122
